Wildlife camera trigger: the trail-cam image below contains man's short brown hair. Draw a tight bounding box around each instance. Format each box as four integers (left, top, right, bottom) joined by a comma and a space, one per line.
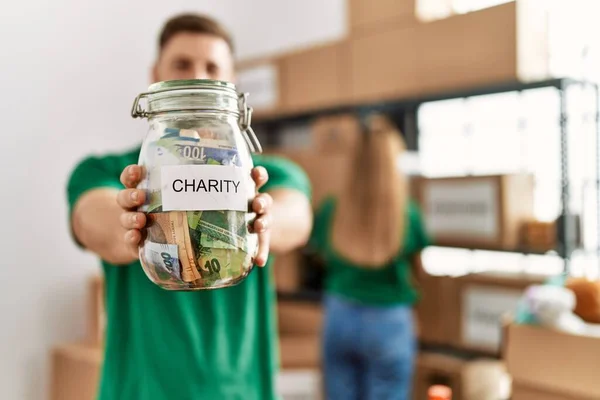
159, 13, 235, 54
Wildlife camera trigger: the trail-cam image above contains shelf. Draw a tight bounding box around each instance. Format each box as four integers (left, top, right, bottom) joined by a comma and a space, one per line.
277, 290, 323, 303
253, 78, 590, 125
427, 244, 559, 257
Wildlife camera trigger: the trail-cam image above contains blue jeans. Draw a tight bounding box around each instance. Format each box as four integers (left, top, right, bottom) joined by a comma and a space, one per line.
322, 294, 416, 400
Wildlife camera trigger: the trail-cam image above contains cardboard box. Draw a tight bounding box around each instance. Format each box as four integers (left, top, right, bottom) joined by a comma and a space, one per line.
413, 352, 506, 400
349, 3, 520, 104
454, 272, 545, 354
414, 174, 534, 250
50, 343, 102, 400
88, 275, 105, 345
511, 383, 588, 400
265, 149, 350, 208
350, 26, 421, 103
520, 220, 557, 252
416, 3, 517, 94
273, 251, 303, 293
504, 322, 600, 400
415, 274, 460, 345
235, 58, 282, 118
310, 113, 361, 154
348, 0, 416, 34
279, 42, 350, 114
278, 300, 323, 336
279, 336, 321, 369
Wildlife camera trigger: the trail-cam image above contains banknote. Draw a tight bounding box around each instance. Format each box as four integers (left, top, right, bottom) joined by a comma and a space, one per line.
144, 210, 256, 284
187, 210, 254, 253
146, 212, 201, 282
163, 127, 237, 149
143, 241, 182, 282
156, 138, 242, 166
194, 247, 252, 287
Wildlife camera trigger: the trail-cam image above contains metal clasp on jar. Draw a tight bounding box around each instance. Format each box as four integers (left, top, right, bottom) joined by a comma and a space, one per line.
238, 92, 263, 154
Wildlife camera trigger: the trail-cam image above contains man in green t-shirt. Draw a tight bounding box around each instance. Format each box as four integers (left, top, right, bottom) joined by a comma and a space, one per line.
67, 14, 312, 400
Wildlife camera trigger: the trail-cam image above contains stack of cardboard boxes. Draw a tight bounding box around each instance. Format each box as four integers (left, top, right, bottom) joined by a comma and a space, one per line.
50, 276, 104, 400
412, 272, 545, 399
504, 320, 600, 400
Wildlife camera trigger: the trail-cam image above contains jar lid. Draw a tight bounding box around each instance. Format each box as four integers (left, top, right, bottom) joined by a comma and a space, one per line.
132, 79, 240, 118
131, 79, 262, 153
147, 78, 237, 93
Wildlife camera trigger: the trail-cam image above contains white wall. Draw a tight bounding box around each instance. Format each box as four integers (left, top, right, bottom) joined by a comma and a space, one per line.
0, 1, 346, 399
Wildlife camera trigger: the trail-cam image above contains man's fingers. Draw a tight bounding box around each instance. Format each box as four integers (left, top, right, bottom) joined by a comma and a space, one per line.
252, 193, 273, 215
117, 189, 145, 210
120, 212, 146, 230
126, 229, 141, 260
124, 228, 142, 250
253, 213, 271, 234
255, 229, 271, 267
120, 165, 143, 188
251, 167, 269, 191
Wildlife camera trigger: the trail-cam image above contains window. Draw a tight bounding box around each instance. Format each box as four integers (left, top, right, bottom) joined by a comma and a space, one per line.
418, 85, 600, 279
416, 0, 514, 22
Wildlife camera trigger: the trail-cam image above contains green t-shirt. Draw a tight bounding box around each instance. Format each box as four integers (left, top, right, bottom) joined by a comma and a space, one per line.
66, 146, 311, 400
309, 197, 430, 306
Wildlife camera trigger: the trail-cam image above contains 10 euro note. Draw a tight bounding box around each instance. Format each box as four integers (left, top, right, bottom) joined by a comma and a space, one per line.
194, 246, 252, 287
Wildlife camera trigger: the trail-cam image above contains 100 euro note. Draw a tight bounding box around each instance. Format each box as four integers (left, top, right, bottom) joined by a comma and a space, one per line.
142, 241, 182, 282
162, 127, 237, 149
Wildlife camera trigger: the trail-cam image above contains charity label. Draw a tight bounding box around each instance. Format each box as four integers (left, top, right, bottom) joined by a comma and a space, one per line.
161, 165, 248, 212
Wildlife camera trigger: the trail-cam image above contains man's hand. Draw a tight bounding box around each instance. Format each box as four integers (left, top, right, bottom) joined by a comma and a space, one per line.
249, 167, 271, 266
117, 165, 272, 266
116, 165, 147, 261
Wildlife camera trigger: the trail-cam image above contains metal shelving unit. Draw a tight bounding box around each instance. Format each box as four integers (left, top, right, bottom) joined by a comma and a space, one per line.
257, 78, 600, 279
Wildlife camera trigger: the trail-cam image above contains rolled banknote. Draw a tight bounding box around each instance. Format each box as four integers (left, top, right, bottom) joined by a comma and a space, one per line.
146, 212, 201, 282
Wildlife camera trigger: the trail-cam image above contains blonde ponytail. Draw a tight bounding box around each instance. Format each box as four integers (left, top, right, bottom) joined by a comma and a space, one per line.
331, 114, 408, 268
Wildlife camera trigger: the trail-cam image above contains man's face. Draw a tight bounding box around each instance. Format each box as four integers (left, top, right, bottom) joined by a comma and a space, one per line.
153, 32, 235, 83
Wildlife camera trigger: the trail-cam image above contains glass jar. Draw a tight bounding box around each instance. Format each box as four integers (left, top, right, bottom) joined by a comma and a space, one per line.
130, 79, 262, 291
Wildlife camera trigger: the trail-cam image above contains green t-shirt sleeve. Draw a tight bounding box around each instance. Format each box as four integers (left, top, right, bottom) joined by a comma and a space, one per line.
408, 200, 431, 252
252, 154, 311, 199
66, 155, 125, 247
67, 155, 124, 213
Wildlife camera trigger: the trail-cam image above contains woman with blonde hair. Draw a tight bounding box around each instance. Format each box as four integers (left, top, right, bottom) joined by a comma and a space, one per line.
309, 114, 430, 400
